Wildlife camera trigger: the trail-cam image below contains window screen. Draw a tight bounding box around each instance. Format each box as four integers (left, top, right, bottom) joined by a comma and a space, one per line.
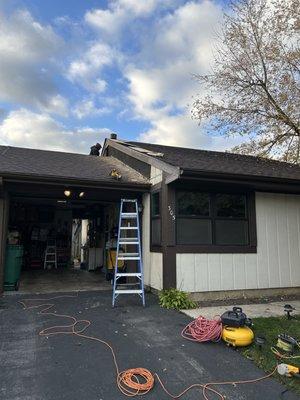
215, 194, 246, 218
152, 192, 160, 217
176, 191, 251, 247
177, 192, 210, 216
177, 218, 212, 244
151, 191, 161, 246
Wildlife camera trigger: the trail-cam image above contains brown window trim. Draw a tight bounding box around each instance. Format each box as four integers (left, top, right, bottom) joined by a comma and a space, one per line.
175, 244, 257, 253
175, 191, 257, 254
150, 189, 162, 251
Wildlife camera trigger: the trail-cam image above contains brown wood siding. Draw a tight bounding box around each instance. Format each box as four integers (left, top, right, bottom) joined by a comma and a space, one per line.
0, 192, 9, 294
107, 147, 151, 178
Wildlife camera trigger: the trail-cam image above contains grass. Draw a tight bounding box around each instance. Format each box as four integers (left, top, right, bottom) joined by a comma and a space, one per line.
239, 315, 300, 395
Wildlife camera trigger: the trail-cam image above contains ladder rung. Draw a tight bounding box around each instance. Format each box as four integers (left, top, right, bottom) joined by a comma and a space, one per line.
115, 290, 143, 294
117, 283, 140, 287
116, 273, 141, 277
122, 199, 137, 202
120, 227, 138, 230
119, 241, 139, 245
118, 257, 140, 260
119, 237, 139, 242
121, 213, 137, 218
120, 253, 139, 256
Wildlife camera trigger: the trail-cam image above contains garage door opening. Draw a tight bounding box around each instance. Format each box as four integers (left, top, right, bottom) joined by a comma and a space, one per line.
6, 196, 123, 294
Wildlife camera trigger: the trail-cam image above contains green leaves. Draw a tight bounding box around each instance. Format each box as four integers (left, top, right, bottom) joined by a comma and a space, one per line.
158, 288, 197, 310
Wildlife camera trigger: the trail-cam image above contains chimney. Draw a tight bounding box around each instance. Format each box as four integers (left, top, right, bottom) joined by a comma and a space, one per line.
110, 132, 117, 140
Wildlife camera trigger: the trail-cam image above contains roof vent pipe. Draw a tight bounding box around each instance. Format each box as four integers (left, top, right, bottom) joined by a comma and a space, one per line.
110, 132, 117, 140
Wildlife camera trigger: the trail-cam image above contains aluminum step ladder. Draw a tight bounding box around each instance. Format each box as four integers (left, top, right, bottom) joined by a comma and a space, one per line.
44, 239, 57, 269
112, 199, 145, 307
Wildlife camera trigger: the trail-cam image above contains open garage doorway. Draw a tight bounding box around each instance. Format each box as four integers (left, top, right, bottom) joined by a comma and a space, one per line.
6, 196, 123, 294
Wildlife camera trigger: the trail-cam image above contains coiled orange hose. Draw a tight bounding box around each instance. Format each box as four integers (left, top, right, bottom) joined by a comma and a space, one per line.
19, 295, 276, 400
181, 316, 223, 342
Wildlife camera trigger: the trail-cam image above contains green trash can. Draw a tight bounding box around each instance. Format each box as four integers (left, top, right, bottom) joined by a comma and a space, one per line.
4, 245, 24, 291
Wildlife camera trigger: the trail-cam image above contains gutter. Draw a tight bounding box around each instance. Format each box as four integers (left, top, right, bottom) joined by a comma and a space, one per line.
1, 172, 151, 192
180, 168, 300, 185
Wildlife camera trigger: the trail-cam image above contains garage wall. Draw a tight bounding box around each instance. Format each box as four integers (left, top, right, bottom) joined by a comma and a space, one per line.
0, 194, 9, 293
177, 192, 300, 292
142, 193, 163, 290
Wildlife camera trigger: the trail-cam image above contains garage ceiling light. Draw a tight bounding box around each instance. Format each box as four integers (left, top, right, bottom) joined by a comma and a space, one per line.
64, 190, 71, 197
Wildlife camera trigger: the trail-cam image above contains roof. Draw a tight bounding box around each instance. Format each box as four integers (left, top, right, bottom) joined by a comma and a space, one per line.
126, 141, 300, 182
0, 145, 149, 186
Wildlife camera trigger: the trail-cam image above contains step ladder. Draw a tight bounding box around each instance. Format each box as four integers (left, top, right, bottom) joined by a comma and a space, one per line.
44, 239, 57, 270
112, 199, 145, 307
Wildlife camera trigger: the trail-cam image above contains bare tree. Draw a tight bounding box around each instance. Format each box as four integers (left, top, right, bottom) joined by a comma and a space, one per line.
192, 0, 300, 163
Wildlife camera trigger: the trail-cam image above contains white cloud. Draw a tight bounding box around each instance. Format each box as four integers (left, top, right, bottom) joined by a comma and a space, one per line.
0, 109, 110, 153
67, 42, 115, 93
84, 0, 175, 37
138, 110, 244, 151
0, 9, 66, 115
125, 1, 238, 150
73, 99, 110, 119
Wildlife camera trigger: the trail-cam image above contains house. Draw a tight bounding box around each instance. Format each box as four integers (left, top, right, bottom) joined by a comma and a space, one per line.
1, 133, 300, 299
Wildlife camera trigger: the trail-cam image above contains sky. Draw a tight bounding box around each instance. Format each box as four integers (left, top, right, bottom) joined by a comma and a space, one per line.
0, 0, 241, 154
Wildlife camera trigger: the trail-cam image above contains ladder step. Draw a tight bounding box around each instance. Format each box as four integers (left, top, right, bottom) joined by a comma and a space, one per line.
122, 199, 137, 202
119, 237, 139, 242
119, 253, 139, 256
119, 241, 139, 245
116, 273, 141, 277
115, 290, 143, 294
120, 227, 138, 230
121, 213, 138, 218
118, 257, 140, 260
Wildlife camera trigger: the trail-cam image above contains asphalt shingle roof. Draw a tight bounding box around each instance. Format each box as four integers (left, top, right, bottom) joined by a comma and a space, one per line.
127, 141, 300, 181
0, 145, 149, 185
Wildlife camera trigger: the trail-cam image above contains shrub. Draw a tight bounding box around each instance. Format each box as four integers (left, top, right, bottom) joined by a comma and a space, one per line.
158, 288, 197, 310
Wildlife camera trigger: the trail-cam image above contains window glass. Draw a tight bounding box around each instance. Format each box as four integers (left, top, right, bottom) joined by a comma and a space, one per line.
177, 191, 210, 216
152, 192, 160, 217
177, 219, 212, 244
215, 220, 249, 245
215, 194, 246, 218
151, 218, 161, 245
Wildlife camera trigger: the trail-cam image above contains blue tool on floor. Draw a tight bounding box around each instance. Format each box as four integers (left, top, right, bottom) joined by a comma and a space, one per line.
112, 199, 145, 307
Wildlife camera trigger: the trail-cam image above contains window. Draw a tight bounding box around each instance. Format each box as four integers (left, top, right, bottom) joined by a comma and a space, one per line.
151, 192, 161, 245
176, 191, 254, 249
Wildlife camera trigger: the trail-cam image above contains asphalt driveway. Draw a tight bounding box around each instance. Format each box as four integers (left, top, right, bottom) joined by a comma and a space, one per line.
0, 291, 298, 400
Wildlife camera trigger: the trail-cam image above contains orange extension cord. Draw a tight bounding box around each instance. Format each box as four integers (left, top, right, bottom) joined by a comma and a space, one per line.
19, 295, 277, 400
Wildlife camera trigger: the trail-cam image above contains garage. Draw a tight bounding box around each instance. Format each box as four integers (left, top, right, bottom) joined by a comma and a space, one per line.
0, 145, 150, 294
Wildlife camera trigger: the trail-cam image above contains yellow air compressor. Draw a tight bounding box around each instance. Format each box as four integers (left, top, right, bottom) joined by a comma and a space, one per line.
220, 307, 254, 347
222, 326, 254, 347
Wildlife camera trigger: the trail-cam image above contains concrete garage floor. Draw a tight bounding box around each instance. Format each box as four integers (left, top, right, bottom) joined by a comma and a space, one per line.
0, 291, 298, 400
14, 268, 111, 294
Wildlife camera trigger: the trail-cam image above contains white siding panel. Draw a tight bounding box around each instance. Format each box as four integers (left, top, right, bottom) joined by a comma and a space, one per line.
277, 196, 291, 287
195, 254, 209, 292
221, 254, 234, 290
142, 193, 163, 290
245, 254, 258, 289
177, 192, 300, 292
233, 254, 246, 290
266, 195, 280, 287
256, 199, 269, 288
150, 166, 162, 185
208, 254, 221, 291
288, 198, 300, 285
177, 254, 195, 292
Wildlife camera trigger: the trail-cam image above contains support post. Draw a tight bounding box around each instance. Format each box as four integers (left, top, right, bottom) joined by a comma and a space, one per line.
161, 175, 176, 289
0, 181, 9, 295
